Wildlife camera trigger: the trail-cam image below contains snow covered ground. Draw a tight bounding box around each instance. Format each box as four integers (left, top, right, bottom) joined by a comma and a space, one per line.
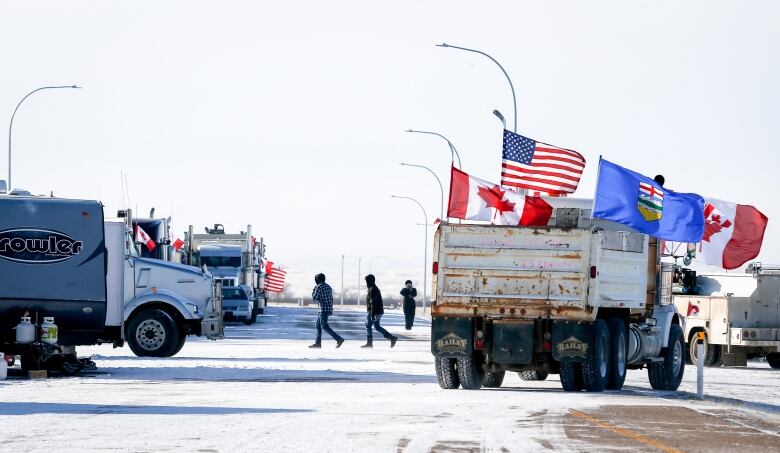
1, 305, 779, 452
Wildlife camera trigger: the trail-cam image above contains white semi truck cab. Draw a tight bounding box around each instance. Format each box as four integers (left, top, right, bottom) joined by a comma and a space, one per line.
105, 221, 223, 357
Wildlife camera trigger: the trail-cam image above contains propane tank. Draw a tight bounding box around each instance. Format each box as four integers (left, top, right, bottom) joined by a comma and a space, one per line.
15, 316, 35, 344
40, 317, 58, 344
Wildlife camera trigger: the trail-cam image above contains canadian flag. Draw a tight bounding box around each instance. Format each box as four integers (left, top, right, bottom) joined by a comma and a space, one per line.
698, 198, 768, 269
687, 302, 700, 317
171, 238, 185, 251
448, 166, 553, 226
135, 225, 156, 252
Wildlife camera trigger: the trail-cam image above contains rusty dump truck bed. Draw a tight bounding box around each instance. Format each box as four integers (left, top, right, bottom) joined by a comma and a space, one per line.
431, 222, 651, 321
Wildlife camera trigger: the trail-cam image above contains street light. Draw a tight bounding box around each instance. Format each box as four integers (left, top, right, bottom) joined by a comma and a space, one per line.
391, 195, 428, 312
405, 129, 462, 169
437, 43, 517, 133
400, 162, 444, 222
8, 85, 82, 189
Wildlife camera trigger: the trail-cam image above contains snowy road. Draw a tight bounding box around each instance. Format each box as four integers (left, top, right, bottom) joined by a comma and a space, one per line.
1, 305, 779, 452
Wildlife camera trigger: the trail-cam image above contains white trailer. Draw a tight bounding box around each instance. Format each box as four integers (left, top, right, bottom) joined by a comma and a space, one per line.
673, 263, 780, 368
431, 199, 686, 392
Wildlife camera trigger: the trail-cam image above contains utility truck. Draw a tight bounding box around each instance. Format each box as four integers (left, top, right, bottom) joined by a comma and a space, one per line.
183, 224, 266, 323
673, 263, 780, 368
431, 199, 687, 392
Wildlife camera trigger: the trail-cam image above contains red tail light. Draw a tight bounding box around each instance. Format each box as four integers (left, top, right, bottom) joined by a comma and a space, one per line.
590, 266, 597, 278
432, 261, 439, 275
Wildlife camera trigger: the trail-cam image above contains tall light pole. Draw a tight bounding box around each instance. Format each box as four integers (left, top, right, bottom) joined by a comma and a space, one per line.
405, 129, 462, 169
391, 195, 428, 312
8, 85, 82, 189
437, 43, 517, 133
340, 254, 345, 305
400, 162, 444, 222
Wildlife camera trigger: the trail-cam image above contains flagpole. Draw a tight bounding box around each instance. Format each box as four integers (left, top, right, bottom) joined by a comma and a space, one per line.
590, 155, 603, 217
437, 43, 517, 133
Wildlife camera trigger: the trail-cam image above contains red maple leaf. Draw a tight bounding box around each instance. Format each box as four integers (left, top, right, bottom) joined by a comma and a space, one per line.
477, 185, 516, 215
702, 203, 733, 242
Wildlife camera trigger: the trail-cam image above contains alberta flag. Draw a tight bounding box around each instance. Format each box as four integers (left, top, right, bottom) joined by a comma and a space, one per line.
592, 158, 705, 243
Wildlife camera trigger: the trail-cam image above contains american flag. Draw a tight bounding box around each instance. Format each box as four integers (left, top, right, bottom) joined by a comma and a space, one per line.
264, 261, 287, 293
501, 130, 586, 196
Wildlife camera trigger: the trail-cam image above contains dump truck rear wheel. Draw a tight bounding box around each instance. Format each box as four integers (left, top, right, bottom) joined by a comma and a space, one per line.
126, 308, 182, 357
648, 324, 685, 391
606, 318, 627, 390
768, 353, 780, 369
559, 361, 583, 391
456, 354, 484, 390
582, 319, 610, 392
482, 370, 505, 388
435, 357, 460, 389
518, 370, 549, 381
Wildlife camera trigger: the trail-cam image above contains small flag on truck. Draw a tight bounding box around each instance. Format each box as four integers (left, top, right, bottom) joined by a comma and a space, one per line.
171, 238, 185, 251
135, 225, 156, 252
264, 261, 287, 293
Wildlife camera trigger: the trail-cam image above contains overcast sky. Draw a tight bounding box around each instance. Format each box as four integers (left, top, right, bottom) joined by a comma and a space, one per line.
1, 1, 778, 296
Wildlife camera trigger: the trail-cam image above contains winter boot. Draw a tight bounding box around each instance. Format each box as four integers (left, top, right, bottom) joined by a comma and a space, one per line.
309, 343, 322, 349
360, 339, 373, 348
390, 336, 398, 348
336, 338, 345, 348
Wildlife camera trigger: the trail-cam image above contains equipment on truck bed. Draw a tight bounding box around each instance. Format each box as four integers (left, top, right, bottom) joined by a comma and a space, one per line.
430, 198, 686, 392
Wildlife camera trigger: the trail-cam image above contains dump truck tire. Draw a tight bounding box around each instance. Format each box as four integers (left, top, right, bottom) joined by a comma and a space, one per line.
559, 361, 583, 392
435, 357, 461, 389
126, 308, 182, 358
648, 324, 686, 391
582, 319, 610, 392
482, 370, 505, 388
606, 318, 627, 390
768, 353, 780, 369
456, 355, 484, 390
518, 370, 549, 381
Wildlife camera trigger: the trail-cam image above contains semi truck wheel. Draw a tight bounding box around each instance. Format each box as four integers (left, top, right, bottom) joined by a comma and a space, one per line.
768, 353, 780, 369
606, 318, 627, 390
126, 308, 182, 357
435, 357, 461, 389
482, 370, 505, 388
581, 319, 610, 392
648, 324, 686, 391
518, 370, 549, 381
559, 362, 583, 391
456, 354, 484, 390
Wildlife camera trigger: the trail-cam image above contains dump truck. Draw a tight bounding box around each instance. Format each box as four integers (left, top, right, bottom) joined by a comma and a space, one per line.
674, 263, 780, 368
431, 199, 687, 392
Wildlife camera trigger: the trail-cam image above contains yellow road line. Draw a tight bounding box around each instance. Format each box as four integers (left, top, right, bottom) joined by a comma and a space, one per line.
569, 409, 683, 453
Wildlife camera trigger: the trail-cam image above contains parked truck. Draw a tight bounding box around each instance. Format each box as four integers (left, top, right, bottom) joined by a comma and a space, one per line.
673, 263, 780, 369
431, 199, 687, 392
105, 215, 224, 357
183, 224, 267, 323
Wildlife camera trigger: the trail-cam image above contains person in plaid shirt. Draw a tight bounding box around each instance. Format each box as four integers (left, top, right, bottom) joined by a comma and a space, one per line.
309, 273, 345, 348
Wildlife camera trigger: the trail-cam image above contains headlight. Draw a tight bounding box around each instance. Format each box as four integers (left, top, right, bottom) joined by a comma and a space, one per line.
185, 303, 199, 314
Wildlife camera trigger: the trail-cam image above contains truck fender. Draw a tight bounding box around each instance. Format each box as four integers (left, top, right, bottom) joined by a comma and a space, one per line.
650, 304, 678, 348
124, 289, 202, 322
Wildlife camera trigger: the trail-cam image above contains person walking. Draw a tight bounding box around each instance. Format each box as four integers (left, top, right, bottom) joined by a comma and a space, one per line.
309, 273, 345, 349
400, 280, 417, 330
362, 274, 397, 348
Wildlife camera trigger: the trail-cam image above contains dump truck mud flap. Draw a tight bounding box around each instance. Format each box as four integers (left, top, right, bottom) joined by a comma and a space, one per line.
552, 320, 595, 363
432, 317, 472, 357
491, 322, 535, 364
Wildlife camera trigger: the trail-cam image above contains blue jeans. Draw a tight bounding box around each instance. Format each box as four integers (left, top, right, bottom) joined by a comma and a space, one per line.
366, 313, 394, 340
316, 312, 343, 343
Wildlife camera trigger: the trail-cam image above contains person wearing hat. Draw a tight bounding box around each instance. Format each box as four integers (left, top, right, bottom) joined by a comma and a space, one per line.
400, 280, 417, 330
310, 273, 345, 349
362, 274, 397, 348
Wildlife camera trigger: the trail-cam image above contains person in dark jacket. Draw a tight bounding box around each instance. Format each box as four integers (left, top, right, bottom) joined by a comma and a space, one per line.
362, 274, 397, 348
310, 273, 345, 349
400, 280, 417, 330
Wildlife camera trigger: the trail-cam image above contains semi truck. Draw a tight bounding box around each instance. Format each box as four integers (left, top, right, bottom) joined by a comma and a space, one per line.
673, 263, 780, 369
430, 199, 687, 392
183, 224, 267, 323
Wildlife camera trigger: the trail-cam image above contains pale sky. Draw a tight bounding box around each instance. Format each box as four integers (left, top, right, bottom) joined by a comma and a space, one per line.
1, 1, 778, 297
